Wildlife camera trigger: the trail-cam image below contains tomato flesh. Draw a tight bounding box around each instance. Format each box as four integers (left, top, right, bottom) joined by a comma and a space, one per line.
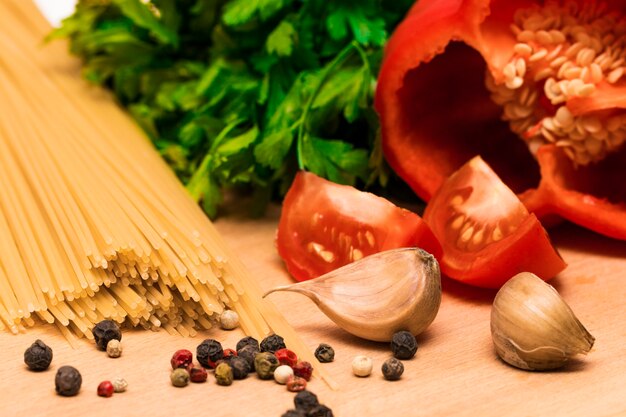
423, 156, 566, 288
277, 171, 442, 282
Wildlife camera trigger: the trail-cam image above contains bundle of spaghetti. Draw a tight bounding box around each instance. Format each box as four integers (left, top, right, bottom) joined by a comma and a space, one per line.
0, 0, 334, 387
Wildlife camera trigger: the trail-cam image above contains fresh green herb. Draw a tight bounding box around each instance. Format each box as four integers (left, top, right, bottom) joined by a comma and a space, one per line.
52, 0, 413, 217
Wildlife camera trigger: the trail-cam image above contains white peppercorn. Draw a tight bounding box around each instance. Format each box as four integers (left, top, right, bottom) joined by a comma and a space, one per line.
106, 339, 123, 358
112, 377, 128, 393
219, 310, 239, 330
351, 355, 373, 377
274, 365, 294, 384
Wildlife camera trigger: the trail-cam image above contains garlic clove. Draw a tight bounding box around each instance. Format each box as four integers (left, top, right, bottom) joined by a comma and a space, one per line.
491, 272, 595, 371
264, 247, 441, 342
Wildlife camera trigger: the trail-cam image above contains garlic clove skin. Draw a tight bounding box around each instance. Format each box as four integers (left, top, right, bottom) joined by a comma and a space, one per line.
264, 247, 442, 342
491, 272, 595, 371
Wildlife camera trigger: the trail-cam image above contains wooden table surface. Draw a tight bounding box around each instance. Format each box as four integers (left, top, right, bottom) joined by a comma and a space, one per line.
1, 205, 625, 417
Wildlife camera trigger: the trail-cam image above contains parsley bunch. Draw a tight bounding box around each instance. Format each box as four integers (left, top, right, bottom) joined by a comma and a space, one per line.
54, 0, 413, 217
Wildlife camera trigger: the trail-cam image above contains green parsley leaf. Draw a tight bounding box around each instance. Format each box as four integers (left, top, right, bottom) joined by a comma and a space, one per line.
56, 0, 413, 217
266, 21, 296, 57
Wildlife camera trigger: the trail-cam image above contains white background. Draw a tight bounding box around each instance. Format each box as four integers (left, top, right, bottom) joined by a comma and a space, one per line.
34, 0, 76, 26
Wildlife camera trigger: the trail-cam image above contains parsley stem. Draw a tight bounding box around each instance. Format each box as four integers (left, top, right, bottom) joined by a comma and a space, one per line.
296, 41, 363, 170
186, 120, 242, 199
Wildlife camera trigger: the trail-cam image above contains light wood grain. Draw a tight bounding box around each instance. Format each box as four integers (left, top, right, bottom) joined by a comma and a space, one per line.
1, 206, 625, 417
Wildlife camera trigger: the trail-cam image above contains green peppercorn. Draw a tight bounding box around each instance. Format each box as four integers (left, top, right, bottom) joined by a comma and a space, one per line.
55, 365, 82, 396
260, 334, 286, 353
382, 357, 404, 381
229, 356, 250, 380
92, 319, 122, 351
254, 352, 279, 379
314, 343, 335, 363
170, 368, 190, 387
215, 362, 234, 386
24, 339, 53, 371
390, 330, 418, 360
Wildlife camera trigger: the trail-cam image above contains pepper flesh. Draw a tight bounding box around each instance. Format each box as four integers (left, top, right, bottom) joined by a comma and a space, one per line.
376, 0, 626, 240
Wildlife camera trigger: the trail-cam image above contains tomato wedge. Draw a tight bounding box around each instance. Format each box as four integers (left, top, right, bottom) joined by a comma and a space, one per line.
423, 156, 566, 288
277, 171, 442, 282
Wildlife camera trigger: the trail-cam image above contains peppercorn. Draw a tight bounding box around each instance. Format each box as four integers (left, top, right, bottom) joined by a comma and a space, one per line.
281, 410, 306, 417
55, 365, 82, 396
236, 336, 260, 352
97, 381, 114, 397
351, 355, 373, 377
307, 404, 334, 417
390, 330, 418, 360
24, 339, 53, 371
189, 367, 208, 383
219, 310, 239, 330
215, 362, 234, 386
229, 356, 250, 380
112, 377, 128, 393
196, 339, 223, 368
237, 345, 259, 371
92, 319, 122, 351
294, 390, 319, 412
223, 348, 237, 359
170, 368, 190, 387
106, 339, 123, 358
275, 348, 298, 367
214, 348, 237, 368
254, 352, 279, 379
314, 343, 335, 363
260, 334, 286, 353
382, 357, 404, 381
286, 376, 307, 392
171, 349, 193, 370
293, 361, 313, 381
274, 365, 294, 384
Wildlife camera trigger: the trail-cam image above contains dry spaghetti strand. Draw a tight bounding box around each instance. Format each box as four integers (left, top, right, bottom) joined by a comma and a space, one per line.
0, 0, 335, 389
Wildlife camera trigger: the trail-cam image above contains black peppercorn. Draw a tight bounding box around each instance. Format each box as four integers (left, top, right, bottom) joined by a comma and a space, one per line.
196, 339, 224, 368
24, 339, 53, 371
314, 343, 335, 363
390, 330, 418, 360
382, 357, 405, 381
236, 336, 259, 352
260, 334, 286, 353
307, 404, 334, 417
281, 410, 306, 417
92, 319, 122, 351
55, 365, 82, 396
229, 356, 250, 380
294, 390, 319, 412
237, 345, 259, 371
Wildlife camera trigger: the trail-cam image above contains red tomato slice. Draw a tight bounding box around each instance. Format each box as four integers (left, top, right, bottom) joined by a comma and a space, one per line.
277, 171, 442, 282
423, 156, 566, 288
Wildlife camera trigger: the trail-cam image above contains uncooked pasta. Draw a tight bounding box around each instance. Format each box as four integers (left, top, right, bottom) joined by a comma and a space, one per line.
0, 0, 334, 387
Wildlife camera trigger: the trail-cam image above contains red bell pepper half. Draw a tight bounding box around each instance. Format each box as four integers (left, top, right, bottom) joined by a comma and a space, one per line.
376, 0, 626, 240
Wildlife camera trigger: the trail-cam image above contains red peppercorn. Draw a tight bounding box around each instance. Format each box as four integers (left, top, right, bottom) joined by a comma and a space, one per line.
171, 349, 193, 370
189, 367, 208, 383
286, 375, 307, 392
292, 361, 313, 381
223, 348, 237, 359
97, 381, 114, 398
275, 348, 298, 368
